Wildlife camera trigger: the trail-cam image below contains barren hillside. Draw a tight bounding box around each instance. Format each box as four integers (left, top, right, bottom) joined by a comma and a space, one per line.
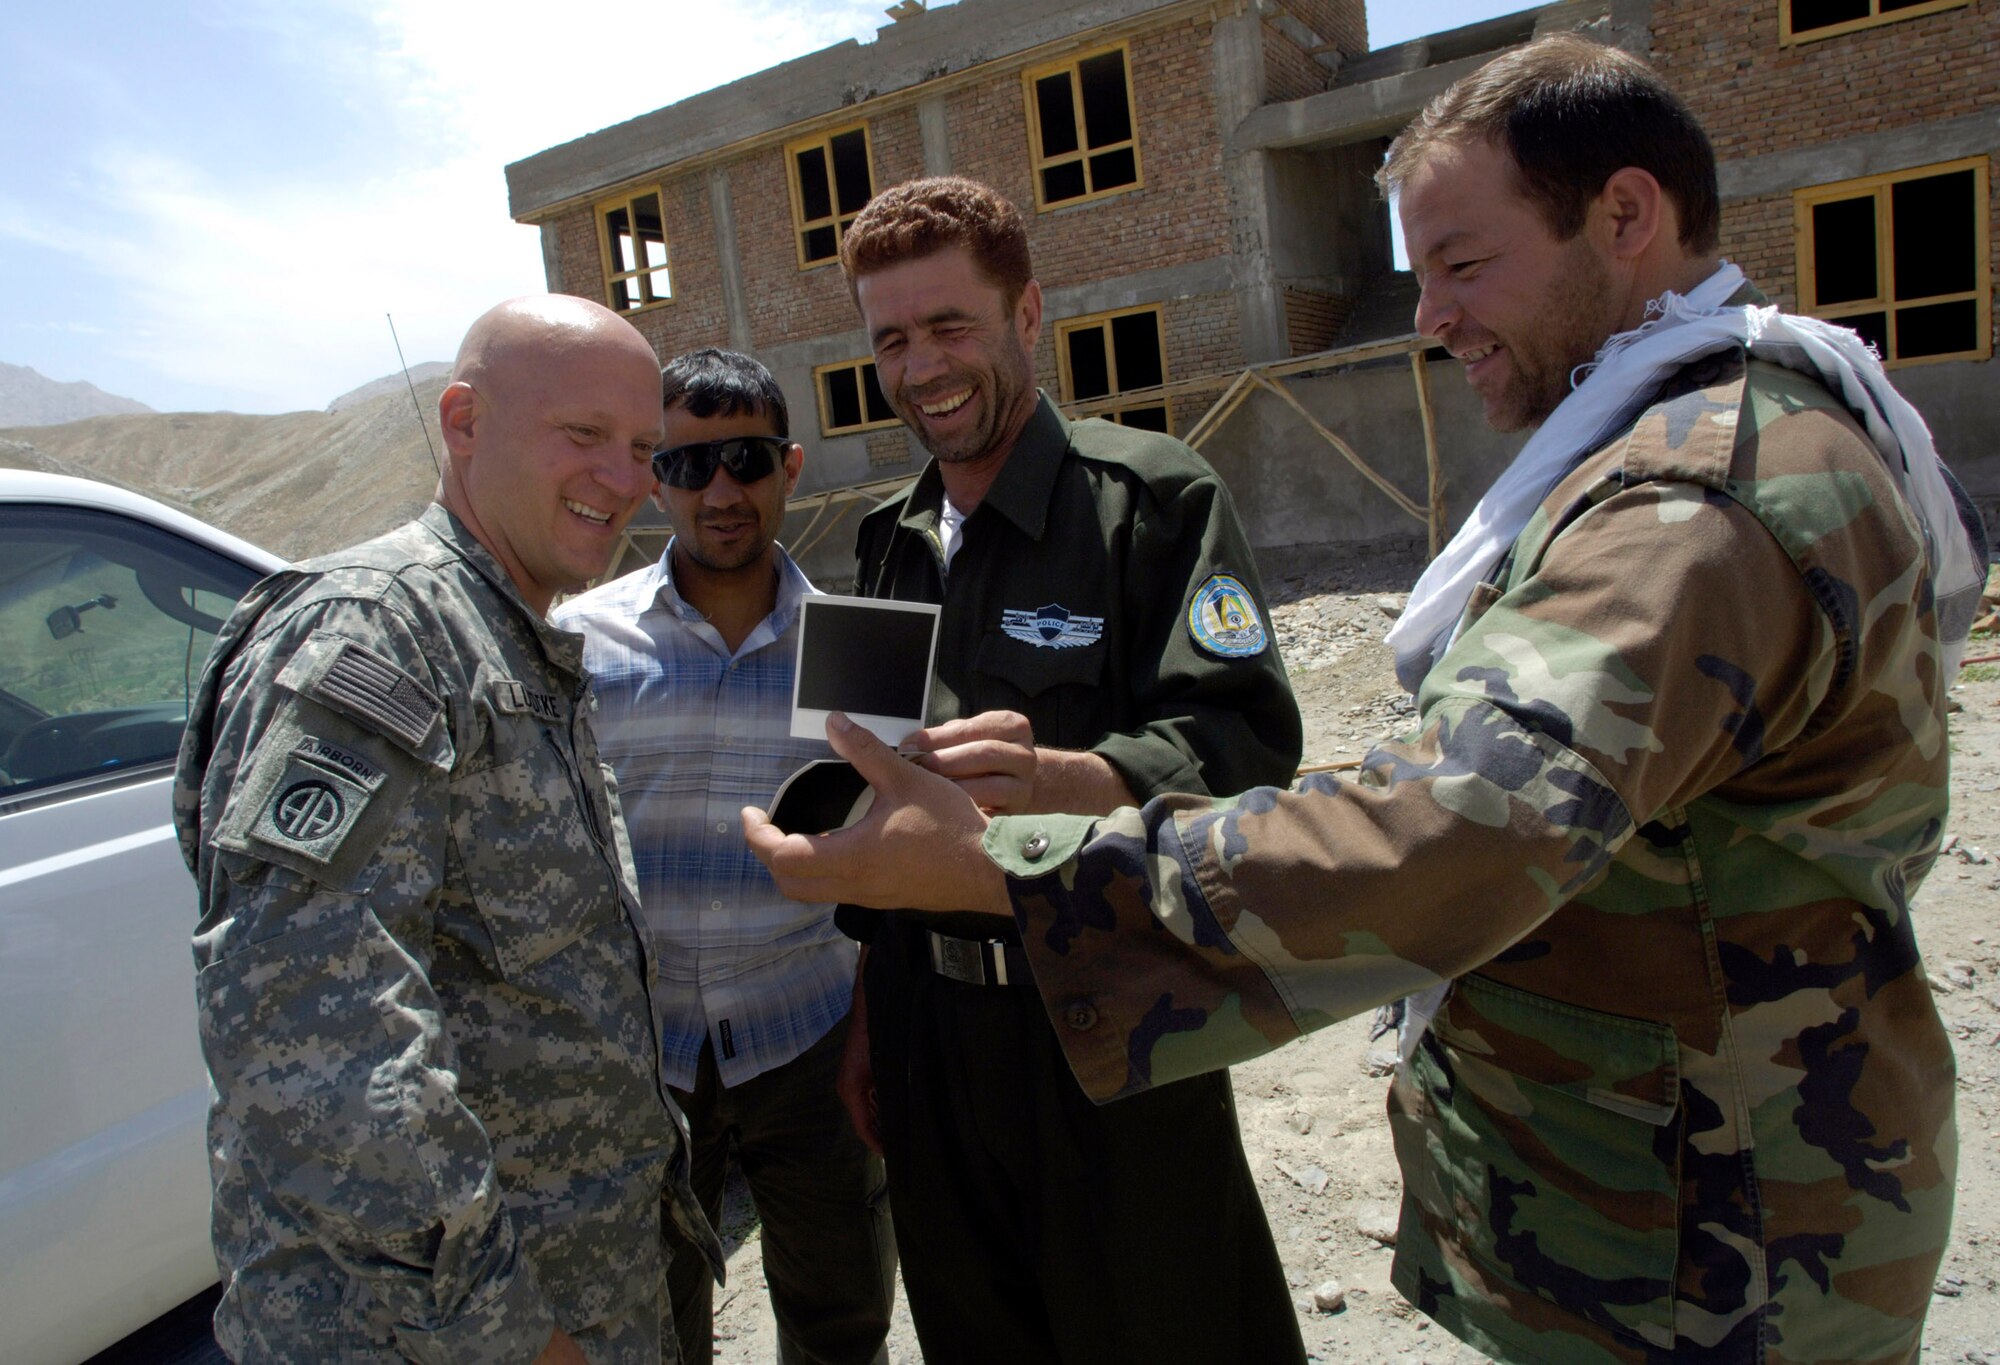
0, 376, 449, 560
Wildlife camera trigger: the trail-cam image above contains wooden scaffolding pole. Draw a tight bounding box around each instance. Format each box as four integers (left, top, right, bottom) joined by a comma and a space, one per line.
1408, 350, 1446, 559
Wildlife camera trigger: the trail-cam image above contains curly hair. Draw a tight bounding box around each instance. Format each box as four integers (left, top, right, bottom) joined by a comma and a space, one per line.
1378, 34, 1719, 254
839, 176, 1033, 305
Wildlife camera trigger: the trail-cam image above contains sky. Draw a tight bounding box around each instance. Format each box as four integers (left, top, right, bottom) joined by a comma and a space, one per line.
0, 1, 1524, 415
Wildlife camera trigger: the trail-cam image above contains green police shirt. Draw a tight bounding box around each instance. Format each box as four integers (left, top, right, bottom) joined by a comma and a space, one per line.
841, 392, 1301, 943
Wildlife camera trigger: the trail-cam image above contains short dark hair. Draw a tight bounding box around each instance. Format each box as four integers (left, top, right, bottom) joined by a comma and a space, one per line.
839, 176, 1034, 307
1378, 34, 1720, 254
659, 347, 789, 438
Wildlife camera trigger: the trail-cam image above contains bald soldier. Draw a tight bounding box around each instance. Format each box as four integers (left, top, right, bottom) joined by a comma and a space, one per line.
176, 296, 721, 1363
748, 38, 1987, 1365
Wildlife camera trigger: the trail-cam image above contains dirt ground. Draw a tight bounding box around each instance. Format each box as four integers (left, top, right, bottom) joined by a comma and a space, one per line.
709, 549, 2000, 1364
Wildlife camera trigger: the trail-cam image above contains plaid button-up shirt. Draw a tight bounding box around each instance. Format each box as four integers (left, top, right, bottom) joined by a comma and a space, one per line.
554, 544, 853, 1090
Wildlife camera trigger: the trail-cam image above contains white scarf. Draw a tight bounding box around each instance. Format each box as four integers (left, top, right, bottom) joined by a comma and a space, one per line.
1387, 262, 1987, 691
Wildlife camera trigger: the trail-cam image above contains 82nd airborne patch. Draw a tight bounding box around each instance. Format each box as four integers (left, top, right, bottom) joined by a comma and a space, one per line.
247, 737, 385, 868
1187, 574, 1267, 658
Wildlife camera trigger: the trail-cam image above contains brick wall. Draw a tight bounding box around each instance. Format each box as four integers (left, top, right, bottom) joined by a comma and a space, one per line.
1283, 0, 1367, 62
1651, 0, 1998, 355
1651, 0, 1997, 163
731, 106, 931, 350
1716, 191, 1798, 310
1260, 0, 1367, 102
1283, 287, 1352, 356
552, 208, 600, 299
631, 174, 731, 359
948, 17, 1234, 291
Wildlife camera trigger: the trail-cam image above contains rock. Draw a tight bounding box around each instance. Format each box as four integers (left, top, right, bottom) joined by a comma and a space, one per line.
1355, 1201, 1400, 1245
1374, 594, 1407, 619
1288, 1109, 1316, 1135
1312, 1278, 1348, 1313
1934, 1273, 1965, 1297
1363, 1044, 1400, 1077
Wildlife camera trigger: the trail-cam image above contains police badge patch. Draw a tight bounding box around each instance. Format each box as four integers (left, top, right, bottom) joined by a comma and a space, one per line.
1001, 603, 1105, 650
1187, 574, 1267, 657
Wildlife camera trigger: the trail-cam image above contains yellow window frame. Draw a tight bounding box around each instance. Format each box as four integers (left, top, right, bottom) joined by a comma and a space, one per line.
596, 187, 673, 314
1022, 44, 1144, 212
1793, 155, 1991, 368
785, 124, 875, 271
1055, 305, 1171, 428
1779, 0, 1971, 45
814, 358, 902, 436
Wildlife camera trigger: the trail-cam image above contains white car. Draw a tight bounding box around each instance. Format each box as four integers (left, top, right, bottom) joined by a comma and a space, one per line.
0, 469, 284, 1364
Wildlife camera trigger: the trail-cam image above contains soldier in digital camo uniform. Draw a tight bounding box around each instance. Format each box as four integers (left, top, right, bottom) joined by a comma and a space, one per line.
176, 296, 721, 1364
748, 37, 1989, 1365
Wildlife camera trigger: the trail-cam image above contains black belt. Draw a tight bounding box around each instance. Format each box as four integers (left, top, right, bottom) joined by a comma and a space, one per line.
926, 929, 1031, 987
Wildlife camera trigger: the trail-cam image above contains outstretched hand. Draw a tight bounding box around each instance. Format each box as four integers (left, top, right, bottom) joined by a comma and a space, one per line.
743, 712, 1013, 916
900, 710, 1036, 814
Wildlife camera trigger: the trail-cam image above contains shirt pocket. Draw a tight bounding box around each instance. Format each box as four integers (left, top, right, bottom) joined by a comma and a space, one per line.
447, 721, 620, 980
1401, 972, 1683, 1351
973, 629, 1106, 739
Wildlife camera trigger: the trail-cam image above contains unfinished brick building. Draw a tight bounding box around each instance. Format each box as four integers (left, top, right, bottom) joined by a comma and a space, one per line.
504, 0, 1996, 570
507, 0, 1377, 506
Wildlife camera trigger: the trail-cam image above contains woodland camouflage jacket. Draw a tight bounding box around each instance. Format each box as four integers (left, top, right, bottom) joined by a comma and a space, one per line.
986, 352, 1959, 1365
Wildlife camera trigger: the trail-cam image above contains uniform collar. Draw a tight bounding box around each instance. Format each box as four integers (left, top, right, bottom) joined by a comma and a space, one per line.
890, 391, 1069, 544
417, 502, 586, 674
650, 540, 813, 637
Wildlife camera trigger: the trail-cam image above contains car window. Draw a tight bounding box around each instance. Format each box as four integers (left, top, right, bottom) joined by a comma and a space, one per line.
0, 504, 263, 798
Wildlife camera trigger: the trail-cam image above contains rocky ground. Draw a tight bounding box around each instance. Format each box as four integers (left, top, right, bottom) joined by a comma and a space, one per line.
709, 551, 2000, 1364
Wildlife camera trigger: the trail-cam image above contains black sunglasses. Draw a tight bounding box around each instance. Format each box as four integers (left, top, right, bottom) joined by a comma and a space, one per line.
652, 435, 787, 490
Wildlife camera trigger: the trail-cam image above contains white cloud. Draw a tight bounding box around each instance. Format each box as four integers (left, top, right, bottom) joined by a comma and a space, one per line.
8, 0, 905, 412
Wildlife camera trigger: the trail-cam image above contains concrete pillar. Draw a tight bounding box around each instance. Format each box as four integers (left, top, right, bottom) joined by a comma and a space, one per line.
919, 95, 952, 175
539, 223, 564, 293
1212, 8, 1288, 363
709, 167, 753, 350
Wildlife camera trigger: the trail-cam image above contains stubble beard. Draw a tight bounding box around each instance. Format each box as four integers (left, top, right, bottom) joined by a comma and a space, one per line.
902, 351, 1034, 467
1497, 241, 1621, 433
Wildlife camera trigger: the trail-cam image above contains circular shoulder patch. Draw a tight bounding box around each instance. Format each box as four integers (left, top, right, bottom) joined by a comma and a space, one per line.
1187, 574, 1268, 658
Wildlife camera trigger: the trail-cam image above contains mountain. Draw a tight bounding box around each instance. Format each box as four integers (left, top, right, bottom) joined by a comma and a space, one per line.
327, 362, 452, 413
0, 373, 450, 560
0, 361, 154, 426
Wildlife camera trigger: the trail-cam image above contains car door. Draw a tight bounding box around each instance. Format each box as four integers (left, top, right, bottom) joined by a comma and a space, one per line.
0, 497, 270, 1365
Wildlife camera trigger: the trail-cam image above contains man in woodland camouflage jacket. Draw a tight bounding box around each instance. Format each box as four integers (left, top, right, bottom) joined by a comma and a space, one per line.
747, 37, 1989, 1365
176, 296, 720, 1363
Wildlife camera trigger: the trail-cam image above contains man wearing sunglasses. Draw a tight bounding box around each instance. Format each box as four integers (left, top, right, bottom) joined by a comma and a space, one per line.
554, 349, 895, 1365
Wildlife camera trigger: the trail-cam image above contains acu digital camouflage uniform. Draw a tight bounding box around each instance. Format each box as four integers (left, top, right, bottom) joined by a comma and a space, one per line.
175, 504, 721, 1364
986, 350, 1959, 1365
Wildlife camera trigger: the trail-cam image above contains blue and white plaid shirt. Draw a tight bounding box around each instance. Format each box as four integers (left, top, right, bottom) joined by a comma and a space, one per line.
553, 543, 852, 1090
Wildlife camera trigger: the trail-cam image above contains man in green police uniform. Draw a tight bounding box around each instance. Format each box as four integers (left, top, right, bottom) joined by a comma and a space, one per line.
828, 176, 1306, 1364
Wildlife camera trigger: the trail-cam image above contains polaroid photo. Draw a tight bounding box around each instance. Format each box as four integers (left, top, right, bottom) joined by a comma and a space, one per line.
790, 594, 942, 744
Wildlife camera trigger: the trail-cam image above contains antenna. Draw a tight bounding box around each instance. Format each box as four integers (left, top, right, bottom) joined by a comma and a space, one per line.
387, 313, 442, 480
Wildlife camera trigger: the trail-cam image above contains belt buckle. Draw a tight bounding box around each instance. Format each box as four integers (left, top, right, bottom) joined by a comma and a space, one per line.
929, 931, 1005, 986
